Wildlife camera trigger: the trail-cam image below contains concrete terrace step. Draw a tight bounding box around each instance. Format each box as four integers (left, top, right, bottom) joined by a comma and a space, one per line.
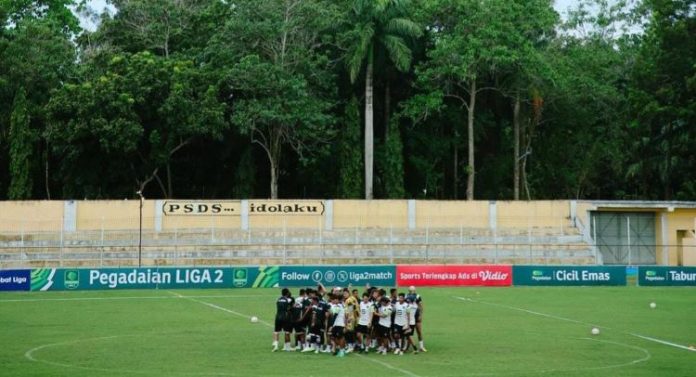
0, 256, 597, 269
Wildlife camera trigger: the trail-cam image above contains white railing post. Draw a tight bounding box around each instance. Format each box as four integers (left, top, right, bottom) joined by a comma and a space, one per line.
494, 226, 498, 264
283, 217, 287, 265
627, 216, 632, 266
425, 216, 430, 263
174, 225, 179, 265
593, 216, 598, 265
100, 216, 105, 267
318, 215, 323, 255
60, 217, 64, 267
211, 214, 216, 243
389, 224, 394, 264
528, 219, 532, 264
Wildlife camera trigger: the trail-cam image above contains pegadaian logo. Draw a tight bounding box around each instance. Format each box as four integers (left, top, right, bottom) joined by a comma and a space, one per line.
644, 270, 665, 282
64, 270, 79, 289
233, 269, 248, 287
531, 270, 552, 281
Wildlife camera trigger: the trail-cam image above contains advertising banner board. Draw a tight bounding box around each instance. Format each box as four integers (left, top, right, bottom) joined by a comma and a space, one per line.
396, 265, 512, 287
513, 266, 627, 286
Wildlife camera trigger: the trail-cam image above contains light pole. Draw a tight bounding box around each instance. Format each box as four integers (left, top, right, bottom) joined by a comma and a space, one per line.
137, 190, 144, 268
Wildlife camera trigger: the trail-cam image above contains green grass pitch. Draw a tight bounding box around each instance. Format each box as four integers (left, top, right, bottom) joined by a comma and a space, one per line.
1, 287, 694, 376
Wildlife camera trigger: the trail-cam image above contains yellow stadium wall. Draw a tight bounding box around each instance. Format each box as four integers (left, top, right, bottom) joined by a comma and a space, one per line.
332, 200, 408, 229
663, 209, 696, 265
497, 201, 570, 229
76, 200, 155, 231
415, 201, 489, 228
2, 199, 695, 266
0, 201, 63, 232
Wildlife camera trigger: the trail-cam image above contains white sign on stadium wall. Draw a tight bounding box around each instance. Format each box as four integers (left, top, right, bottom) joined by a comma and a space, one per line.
162, 201, 325, 216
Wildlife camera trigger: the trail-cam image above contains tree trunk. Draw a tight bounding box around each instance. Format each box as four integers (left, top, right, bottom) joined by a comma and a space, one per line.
269, 128, 282, 199
384, 81, 390, 139
166, 162, 173, 198
270, 160, 279, 199
364, 51, 374, 200
521, 118, 531, 200
513, 92, 520, 200
44, 144, 51, 199
466, 80, 476, 201
453, 133, 458, 199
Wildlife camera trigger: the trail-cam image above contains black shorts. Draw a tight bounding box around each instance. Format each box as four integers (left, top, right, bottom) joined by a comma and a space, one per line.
294, 322, 306, 333
394, 325, 411, 337
275, 318, 292, 332
331, 326, 345, 338
355, 324, 370, 334
309, 325, 324, 335
404, 324, 414, 335
376, 325, 391, 338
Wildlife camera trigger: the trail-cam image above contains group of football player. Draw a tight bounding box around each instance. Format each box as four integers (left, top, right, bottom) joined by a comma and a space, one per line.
272, 284, 426, 357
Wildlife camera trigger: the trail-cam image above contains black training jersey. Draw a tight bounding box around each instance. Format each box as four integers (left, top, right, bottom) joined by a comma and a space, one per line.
276, 296, 294, 321
406, 293, 422, 305
292, 296, 305, 322
311, 303, 327, 327
371, 300, 381, 323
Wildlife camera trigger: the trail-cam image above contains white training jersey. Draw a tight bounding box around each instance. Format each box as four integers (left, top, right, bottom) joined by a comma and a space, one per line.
394, 302, 409, 326
378, 304, 393, 328
358, 301, 374, 326
408, 302, 418, 326
332, 303, 346, 327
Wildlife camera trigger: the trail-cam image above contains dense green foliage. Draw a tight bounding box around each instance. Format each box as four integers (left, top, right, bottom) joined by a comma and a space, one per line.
0, 0, 693, 200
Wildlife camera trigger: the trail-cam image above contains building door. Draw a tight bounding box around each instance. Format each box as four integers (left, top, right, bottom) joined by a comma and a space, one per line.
591, 212, 656, 265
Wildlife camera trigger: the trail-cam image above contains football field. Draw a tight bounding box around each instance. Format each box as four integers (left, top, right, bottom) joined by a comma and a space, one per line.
1, 287, 694, 376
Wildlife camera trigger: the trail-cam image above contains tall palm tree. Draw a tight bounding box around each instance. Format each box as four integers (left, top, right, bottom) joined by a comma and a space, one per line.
345, 0, 421, 199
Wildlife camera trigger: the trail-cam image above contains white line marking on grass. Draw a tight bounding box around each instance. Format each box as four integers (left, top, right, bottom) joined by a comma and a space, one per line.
355, 353, 424, 377
172, 291, 425, 377
455, 296, 695, 354
0, 294, 272, 303
575, 338, 652, 370
168, 291, 273, 327
629, 333, 696, 353
25, 334, 236, 376
454, 297, 607, 329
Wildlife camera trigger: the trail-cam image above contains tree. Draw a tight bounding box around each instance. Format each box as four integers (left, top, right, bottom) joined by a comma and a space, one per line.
217, 0, 338, 199
0, 0, 79, 199
93, 0, 221, 58
337, 97, 363, 198
46, 51, 227, 198
494, 1, 558, 200
344, 0, 422, 199
378, 117, 405, 198
627, 0, 696, 200
8, 88, 33, 199
408, 0, 521, 200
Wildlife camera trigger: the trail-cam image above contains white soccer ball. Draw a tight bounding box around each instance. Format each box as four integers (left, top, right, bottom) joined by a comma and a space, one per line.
649, 302, 656, 309
591, 327, 600, 335
250, 316, 259, 323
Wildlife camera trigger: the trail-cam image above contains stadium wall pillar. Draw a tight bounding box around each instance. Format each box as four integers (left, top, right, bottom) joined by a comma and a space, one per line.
241, 200, 249, 230
154, 200, 164, 232
489, 201, 497, 231
408, 199, 416, 230
63, 200, 77, 232
324, 200, 333, 231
